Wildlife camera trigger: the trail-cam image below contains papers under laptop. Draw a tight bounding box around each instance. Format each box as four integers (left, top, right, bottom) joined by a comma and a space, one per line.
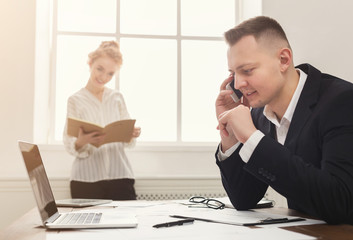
18, 141, 138, 229
56, 198, 112, 207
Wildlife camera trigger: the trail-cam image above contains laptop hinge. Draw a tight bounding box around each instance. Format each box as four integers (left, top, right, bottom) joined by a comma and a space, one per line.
45, 212, 61, 224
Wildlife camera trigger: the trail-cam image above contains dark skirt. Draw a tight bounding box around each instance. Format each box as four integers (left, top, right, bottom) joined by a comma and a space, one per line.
70, 178, 136, 200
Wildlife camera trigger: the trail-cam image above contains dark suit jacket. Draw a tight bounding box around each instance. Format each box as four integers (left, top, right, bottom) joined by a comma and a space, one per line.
216, 64, 353, 224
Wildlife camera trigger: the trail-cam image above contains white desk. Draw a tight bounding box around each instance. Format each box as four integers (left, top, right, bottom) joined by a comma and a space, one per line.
1, 200, 350, 240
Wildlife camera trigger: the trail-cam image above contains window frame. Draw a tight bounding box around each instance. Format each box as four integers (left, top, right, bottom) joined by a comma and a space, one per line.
47, 0, 260, 145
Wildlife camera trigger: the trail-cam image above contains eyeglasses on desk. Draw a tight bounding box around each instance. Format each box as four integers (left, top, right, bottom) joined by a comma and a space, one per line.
188, 196, 225, 210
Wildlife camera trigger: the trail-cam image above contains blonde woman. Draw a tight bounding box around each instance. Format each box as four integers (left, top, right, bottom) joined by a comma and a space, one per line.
63, 41, 141, 200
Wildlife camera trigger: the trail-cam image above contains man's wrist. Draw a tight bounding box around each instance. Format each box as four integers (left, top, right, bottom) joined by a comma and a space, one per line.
220, 138, 239, 152
218, 142, 241, 161
239, 130, 264, 163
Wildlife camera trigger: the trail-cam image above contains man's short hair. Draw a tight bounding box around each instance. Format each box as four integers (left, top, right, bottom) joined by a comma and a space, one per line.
224, 16, 291, 49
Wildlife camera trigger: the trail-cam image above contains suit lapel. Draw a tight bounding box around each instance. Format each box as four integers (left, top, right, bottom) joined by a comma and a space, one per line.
284, 64, 322, 151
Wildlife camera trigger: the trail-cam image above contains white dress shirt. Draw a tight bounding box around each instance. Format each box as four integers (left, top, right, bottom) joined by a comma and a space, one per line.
63, 87, 135, 182
218, 69, 307, 162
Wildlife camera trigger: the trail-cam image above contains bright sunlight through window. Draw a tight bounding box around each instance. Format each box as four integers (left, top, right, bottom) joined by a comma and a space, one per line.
52, 0, 262, 143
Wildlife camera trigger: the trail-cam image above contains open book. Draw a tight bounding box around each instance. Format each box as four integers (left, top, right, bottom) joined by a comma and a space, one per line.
67, 117, 136, 147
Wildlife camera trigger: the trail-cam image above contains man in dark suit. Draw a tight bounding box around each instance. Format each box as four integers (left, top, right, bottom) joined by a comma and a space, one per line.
215, 16, 353, 224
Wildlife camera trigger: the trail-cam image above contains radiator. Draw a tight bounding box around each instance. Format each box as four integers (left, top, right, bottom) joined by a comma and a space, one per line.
137, 192, 227, 201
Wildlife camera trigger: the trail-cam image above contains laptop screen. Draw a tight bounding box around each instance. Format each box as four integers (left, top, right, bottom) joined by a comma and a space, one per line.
19, 141, 58, 223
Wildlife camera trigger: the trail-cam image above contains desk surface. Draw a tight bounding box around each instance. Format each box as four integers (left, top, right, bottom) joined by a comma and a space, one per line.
1, 203, 353, 240
258, 208, 353, 240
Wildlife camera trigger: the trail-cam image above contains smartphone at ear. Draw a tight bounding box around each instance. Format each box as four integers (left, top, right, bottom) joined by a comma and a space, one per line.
226, 78, 243, 102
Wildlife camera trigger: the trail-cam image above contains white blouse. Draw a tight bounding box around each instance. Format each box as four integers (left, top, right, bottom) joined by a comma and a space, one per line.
63, 87, 135, 182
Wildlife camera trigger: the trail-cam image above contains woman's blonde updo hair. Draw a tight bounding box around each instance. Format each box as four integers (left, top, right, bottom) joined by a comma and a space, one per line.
88, 41, 123, 67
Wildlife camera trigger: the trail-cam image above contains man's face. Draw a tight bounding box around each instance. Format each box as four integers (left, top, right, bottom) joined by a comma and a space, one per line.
227, 35, 285, 109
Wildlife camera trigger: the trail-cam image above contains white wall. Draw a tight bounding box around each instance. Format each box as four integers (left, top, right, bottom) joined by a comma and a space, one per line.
263, 0, 353, 81
0, 0, 35, 228
0, 0, 35, 176
2, 0, 353, 230
0, 0, 36, 230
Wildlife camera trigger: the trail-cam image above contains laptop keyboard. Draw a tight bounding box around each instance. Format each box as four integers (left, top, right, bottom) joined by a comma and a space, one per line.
57, 212, 102, 225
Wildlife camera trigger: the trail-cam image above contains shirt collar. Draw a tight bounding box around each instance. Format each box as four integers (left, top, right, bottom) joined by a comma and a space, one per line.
263, 68, 308, 127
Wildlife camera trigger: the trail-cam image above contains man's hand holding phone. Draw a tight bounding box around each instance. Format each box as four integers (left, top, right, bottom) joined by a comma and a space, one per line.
226, 78, 243, 103
215, 74, 242, 118
215, 74, 243, 150
216, 74, 256, 151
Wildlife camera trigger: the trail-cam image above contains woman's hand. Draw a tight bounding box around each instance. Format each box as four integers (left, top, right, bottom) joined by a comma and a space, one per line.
132, 127, 141, 138
75, 127, 105, 150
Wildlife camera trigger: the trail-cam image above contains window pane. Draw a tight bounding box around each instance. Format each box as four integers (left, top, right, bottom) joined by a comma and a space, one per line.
57, 0, 116, 33
181, 0, 235, 37
119, 38, 177, 141
181, 40, 228, 142
120, 0, 176, 35
51, 0, 262, 143
55, 36, 115, 140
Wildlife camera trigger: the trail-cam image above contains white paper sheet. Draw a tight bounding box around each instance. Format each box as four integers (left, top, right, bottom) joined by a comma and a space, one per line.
46, 200, 319, 240
46, 222, 315, 240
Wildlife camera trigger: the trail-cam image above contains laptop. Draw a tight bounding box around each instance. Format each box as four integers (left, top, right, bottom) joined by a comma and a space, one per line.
18, 141, 138, 229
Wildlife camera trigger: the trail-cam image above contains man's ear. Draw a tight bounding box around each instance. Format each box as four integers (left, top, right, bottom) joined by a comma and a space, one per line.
278, 48, 292, 72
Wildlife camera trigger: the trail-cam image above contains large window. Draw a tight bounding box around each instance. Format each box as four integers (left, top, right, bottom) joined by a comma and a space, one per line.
51, 0, 261, 143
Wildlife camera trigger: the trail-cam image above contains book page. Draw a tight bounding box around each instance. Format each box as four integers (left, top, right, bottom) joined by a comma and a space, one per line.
67, 117, 104, 138
67, 117, 136, 147
102, 119, 136, 146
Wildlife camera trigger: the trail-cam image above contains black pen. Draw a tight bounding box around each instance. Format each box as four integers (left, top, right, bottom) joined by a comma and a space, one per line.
243, 217, 305, 226
153, 219, 195, 228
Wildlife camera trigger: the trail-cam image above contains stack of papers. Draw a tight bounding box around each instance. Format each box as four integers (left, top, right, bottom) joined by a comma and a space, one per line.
45, 200, 324, 240
171, 207, 323, 227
